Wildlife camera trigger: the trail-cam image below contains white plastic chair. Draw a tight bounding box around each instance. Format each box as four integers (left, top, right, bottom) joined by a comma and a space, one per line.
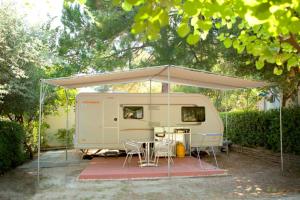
154, 139, 175, 166
193, 133, 222, 169
122, 141, 144, 167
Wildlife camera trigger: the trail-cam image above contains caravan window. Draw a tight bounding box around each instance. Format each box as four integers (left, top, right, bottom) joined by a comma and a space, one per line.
181, 106, 205, 122
123, 106, 144, 119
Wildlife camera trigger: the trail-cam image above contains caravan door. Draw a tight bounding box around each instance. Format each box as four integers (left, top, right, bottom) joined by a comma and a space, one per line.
77, 97, 102, 144
103, 98, 119, 144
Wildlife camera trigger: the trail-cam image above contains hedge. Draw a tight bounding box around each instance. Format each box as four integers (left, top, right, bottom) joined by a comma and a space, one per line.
0, 121, 25, 173
221, 107, 300, 155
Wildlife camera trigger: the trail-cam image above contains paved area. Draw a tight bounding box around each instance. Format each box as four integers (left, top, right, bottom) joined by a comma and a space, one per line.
0, 150, 299, 200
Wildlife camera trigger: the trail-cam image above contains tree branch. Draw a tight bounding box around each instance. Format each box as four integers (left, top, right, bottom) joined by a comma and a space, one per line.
189, 47, 201, 64
102, 45, 147, 59
6, 114, 13, 121
279, 33, 300, 53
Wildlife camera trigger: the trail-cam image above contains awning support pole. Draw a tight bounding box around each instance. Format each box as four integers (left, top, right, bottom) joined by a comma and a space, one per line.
149, 80, 152, 125
225, 90, 228, 155
64, 89, 69, 161
279, 90, 283, 174
37, 80, 45, 184
167, 66, 171, 177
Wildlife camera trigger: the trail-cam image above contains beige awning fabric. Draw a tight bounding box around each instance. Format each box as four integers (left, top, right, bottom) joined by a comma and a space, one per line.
43, 65, 270, 90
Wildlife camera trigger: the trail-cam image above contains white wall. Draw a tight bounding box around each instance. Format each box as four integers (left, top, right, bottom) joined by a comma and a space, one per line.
44, 106, 75, 147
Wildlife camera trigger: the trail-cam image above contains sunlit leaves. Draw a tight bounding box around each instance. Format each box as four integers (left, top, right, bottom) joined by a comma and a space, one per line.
287, 56, 299, 71
158, 10, 169, 27
223, 38, 232, 48
183, 1, 199, 16
197, 20, 212, 31
177, 22, 190, 38
122, 1, 132, 11
186, 32, 200, 45
255, 58, 264, 70
273, 67, 283, 75
253, 2, 270, 20
289, 17, 300, 34
131, 22, 145, 34
113, 0, 121, 6
117, 0, 300, 75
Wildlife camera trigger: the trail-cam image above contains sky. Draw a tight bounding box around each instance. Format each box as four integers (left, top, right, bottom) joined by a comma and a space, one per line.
6, 0, 64, 27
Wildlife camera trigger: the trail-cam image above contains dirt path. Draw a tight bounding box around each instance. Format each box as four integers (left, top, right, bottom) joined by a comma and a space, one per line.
0, 150, 299, 200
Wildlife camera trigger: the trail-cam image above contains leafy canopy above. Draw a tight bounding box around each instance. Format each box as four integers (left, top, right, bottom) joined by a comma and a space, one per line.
113, 0, 300, 75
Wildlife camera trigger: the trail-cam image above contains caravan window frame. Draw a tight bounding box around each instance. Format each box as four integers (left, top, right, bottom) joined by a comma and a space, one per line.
181, 106, 205, 122
123, 106, 144, 119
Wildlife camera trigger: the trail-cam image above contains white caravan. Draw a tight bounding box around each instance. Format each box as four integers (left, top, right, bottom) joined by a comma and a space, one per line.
74, 93, 224, 151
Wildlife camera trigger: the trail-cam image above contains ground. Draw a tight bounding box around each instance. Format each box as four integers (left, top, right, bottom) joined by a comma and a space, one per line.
0, 150, 299, 200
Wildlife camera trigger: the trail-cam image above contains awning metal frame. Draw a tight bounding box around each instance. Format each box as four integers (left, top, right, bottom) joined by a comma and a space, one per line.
37, 65, 282, 183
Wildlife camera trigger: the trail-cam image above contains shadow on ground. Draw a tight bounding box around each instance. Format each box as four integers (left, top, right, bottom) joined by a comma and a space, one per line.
0, 150, 299, 200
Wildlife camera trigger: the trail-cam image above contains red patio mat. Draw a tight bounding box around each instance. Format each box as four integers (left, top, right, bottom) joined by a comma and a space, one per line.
79, 156, 227, 180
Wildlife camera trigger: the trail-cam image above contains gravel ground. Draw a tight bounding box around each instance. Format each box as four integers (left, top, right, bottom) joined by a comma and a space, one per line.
0, 150, 299, 200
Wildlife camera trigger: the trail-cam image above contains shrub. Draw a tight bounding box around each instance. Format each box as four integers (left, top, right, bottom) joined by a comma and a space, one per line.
221, 107, 300, 155
0, 121, 25, 173
55, 127, 75, 147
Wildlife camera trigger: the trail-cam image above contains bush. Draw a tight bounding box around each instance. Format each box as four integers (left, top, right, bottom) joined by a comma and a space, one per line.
221, 107, 300, 155
0, 121, 25, 173
55, 127, 75, 147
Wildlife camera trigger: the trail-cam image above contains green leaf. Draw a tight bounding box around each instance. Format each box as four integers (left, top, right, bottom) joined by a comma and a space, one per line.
159, 10, 169, 27
218, 33, 225, 41
255, 58, 264, 70
122, 1, 132, 11
232, 40, 239, 49
197, 20, 212, 31
289, 18, 300, 34
147, 23, 160, 40
183, 1, 199, 16
191, 17, 198, 27
177, 22, 190, 38
112, 0, 121, 5
237, 45, 245, 53
126, 0, 142, 6
287, 56, 298, 71
223, 38, 232, 48
275, 55, 283, 66
135, 6, 150, 20
254, 3, 271, 20
186, 33, 200, 45
226, 21, 232, 29
273, 67, 283, 75
238, 22, 244, 29
131, 22, 145, 34
215, 22, 221, 29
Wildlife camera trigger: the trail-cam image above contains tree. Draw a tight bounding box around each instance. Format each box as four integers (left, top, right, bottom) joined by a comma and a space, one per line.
0, 3, 44, 100
0, 2, 57, 158
115, 0, 300, 76
62, 0, 299, 108
55, 0, 141, 77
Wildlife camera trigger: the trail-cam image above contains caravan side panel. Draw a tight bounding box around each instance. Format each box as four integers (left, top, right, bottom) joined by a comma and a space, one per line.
75, 93, 224, 149
75, 95, 102, 148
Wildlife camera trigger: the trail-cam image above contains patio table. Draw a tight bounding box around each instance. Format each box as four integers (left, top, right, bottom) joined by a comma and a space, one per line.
137, 140, 157, 167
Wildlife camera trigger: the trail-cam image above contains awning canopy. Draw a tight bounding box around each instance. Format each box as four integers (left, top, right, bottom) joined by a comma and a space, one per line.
43, 65, 270, 90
